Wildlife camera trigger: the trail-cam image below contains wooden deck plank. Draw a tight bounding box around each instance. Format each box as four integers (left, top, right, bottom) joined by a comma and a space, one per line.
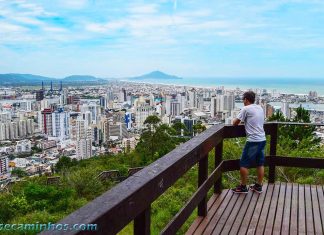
316, 185, 324, 233
298, 184, 306, 235
186, 183, 324, 235
263, 183, 281, 235
191, 189, 231, 235
185, 194, 219, 234
207, 194, 219, 210
290, 183, 298, 235
213, 193, 246, 234
311, 185, 323, 235
198, 190, 233, 235
233, 185, 267, 235
227, 189, 255, 235
272, 182, 286, 234
254, 183, 276, 235
305, 184, 315, 235
203, 191, 238, 234
247, 184, 274, 235
281, 183, 292, 234
289, 183, 299, 235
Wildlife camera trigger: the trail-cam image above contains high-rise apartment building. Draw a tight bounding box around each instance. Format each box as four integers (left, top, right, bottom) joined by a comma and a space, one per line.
36, 90, 45, 101
9, 122, 18, 140
99, 117, 110, 143
0, 112, 11, 123
109, 123, 128, 139
52, 109, 70, 140
76, 118, 86, 140
76, 139, 92, 160
0, 123, 8, 140
210, 93, 235, 119
188, 89, 197, 108
41, 108, 53, 135
0, 156, 9, 179
281, 102, 290, 119
170, 102, 181, 117
183, 118, 197, 136
135, 102, 155, 128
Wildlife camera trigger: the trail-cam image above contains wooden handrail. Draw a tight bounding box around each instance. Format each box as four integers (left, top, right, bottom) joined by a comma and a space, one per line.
39, 123, 324, 235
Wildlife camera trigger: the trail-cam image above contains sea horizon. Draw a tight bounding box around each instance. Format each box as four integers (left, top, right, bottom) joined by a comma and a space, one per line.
123, 77, 324, 96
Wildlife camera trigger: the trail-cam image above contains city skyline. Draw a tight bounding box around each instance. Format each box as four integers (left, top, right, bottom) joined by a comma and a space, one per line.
1, 1, 324, 78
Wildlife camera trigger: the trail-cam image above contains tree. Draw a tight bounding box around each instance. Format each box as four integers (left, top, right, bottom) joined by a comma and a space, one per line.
171, 122, 187, 136
31, 145, 42, 154
193, 121, 207, 136
136, 115, 178, 164
144, 115, 161, 132
143, 115, 161, 161
267, 110, 286, 122
55, 156, 77, 172
11, 168, 28, 178
268, 106, 320, 149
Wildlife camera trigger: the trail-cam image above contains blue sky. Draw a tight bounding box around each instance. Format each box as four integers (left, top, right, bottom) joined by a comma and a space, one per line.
1, 0, 324, 78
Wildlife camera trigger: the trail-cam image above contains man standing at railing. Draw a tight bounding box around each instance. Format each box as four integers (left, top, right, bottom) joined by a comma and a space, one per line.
231, 91, 266, 194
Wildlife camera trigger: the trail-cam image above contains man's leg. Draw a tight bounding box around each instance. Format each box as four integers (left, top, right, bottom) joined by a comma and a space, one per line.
232, 167, 249, 193
256, 141, 266, 185
240, 167, 249, 185
256, 166, 264, 185
232, 142, 250, 193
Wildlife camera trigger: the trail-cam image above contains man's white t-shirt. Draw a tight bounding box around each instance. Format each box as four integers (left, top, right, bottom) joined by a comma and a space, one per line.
237, 104, 266, 142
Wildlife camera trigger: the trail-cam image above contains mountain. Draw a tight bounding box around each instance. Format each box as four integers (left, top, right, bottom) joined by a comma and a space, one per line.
0, 74, 53, 85
63, 75, 106, 82
0, 74, 107, 85
129, 71, 182, 80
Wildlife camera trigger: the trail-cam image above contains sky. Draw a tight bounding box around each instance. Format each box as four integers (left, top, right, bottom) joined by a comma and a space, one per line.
1, 0, 324, 78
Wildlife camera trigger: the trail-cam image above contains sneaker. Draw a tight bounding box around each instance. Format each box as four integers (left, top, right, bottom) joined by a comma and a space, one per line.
249, 183, 263, 193
231, 184, 248, 194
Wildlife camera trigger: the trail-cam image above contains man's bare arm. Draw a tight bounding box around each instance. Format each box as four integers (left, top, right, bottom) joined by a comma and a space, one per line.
232, 118, 241, 126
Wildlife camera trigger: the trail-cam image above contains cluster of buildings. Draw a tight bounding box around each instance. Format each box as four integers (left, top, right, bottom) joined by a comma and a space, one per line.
0, 81, 323, 182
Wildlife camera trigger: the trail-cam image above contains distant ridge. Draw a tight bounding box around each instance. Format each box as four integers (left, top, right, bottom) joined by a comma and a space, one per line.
0, 73, 107, 85
129, 71, 182, 80
0, 74, 53, 85
63, 75, 106, 82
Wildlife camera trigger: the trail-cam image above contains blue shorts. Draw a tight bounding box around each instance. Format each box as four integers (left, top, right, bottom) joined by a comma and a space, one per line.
240, 141, 266, 168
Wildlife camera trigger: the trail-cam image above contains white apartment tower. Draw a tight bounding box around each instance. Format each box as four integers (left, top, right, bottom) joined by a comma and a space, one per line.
76, 139, 92, 160
52, 109, 70, 141
170, 102, 181, 117
188, 89, 197, 108
281, 102, 290, 119
135, 96, 155, 128
0, 112, 11, 123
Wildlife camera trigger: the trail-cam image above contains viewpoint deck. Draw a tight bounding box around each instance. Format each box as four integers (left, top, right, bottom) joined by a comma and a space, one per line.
187, 183, 324, 235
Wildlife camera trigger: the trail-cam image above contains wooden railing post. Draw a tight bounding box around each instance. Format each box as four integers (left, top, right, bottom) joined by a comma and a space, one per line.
269, 123, 278, 183
134, 205, 151, 235
214, 141, 223, 194
198, 154, 208, 216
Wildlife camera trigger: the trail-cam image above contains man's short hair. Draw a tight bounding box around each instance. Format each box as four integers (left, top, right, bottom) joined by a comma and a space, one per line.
243, 91, 255, 104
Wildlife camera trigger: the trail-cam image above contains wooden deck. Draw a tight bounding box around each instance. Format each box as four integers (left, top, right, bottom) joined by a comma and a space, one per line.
186, 183, 324, 235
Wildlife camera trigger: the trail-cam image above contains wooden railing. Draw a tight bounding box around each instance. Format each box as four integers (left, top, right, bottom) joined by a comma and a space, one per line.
39, 123, 324, 235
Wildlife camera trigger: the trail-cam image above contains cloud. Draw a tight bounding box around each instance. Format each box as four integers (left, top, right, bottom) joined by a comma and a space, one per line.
2, 0, 324, 77
85, 20, 127, 33
128, 4, 159, 14
0, 22, 27, 32
58, 0, 88, 9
